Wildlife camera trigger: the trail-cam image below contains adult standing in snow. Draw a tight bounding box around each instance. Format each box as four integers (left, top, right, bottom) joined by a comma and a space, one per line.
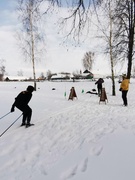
11, 85, 35, 127
95, 78, 104, 96
119, 74, 129, 106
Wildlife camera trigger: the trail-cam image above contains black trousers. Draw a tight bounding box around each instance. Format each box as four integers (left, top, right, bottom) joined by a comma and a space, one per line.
16, 105, 32, 124
122, 90, 128, 106
97, 87, 102, 96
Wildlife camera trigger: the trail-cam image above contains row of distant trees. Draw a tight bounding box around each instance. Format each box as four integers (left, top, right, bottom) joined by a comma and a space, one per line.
0, 49, 93, 81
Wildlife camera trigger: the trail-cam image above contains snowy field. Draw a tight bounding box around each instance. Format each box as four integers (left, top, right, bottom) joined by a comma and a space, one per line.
0, 79, 135, 180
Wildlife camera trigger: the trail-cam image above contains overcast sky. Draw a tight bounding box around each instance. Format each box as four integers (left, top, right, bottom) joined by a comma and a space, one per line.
0, 0, 122, 78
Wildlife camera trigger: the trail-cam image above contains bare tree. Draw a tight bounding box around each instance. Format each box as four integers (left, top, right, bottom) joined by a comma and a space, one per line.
58, 0, 117, 95
0, 59, 6, 81
46, 70, 52, 80
39, 0, 134, 80
82, 51, 94, 71
40, 72, 45, 78
17, 70, 24, 76
17, 0, 45, 90
113, 0, 135, 79
132, 65, 135, 77
39, 0, 102, 42
93, 0, 117, 95
108, 1, 116, 96
94, 0, 135, 93
0, 59, 6, 74
48, 0, 135, 91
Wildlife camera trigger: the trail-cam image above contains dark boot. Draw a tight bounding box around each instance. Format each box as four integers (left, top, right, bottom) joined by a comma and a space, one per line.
21, 122, 26, 126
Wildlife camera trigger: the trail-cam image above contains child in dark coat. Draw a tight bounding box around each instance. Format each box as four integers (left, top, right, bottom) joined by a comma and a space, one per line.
11, 85, 35, 127
95, 78, 104, 96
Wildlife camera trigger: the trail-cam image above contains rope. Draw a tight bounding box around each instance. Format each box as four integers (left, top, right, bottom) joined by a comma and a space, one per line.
0, 114, 22, 138
0, 112, 11, 120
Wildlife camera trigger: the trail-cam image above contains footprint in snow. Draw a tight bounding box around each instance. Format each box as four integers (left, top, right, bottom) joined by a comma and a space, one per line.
79, 157, 89, 172
60, 165, 78, 180
60, 158, 89, 179
89, 144, 103, 156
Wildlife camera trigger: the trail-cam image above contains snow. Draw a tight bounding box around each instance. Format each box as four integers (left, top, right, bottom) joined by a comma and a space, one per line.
0, 79, 135, 180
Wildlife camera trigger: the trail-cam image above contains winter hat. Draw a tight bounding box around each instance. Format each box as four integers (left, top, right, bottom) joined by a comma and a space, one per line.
27, 85, 35, 92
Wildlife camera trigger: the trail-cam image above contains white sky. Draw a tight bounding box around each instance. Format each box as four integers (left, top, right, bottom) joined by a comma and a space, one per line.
0, 0, 126, 78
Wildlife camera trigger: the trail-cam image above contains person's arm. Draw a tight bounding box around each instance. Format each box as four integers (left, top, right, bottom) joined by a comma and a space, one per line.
11, 102, 15, 112
10, 92, 21, 112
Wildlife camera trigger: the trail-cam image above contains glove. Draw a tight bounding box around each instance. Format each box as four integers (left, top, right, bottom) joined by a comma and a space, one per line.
11, 105, 15, 112
119, 88, 122, 91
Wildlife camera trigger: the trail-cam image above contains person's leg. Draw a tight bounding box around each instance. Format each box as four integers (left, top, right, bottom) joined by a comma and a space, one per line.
26, 106, 32, 125
16, 106, 26, 125
122, 91, 125, 105
99, 88, 102, 96
98, 87, 100, 96
124, 91, 128, 106
18, 105, 32, 125
98, 88, 102, 96
122, 91, 128, 106
22, 114, 27, 125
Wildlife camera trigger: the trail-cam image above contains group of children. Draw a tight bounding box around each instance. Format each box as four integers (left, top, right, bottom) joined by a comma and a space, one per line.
95, 75, 129, 106
10, 75, 129, 126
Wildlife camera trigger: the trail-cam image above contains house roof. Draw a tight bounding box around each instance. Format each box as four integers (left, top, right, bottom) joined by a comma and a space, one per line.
4, 76, 28, 80
83, 70, 93, 74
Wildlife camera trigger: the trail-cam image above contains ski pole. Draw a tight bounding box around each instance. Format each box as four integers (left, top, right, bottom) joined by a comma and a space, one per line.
0, 114, 22, 138
0, 112, 11, 120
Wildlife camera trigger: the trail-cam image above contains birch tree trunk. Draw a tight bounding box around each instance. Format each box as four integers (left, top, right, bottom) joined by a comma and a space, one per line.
29, 7, 36, 90
109, 1, 116, 96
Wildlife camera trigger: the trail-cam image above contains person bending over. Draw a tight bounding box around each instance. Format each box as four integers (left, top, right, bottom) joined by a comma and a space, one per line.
11, 85, 35, 127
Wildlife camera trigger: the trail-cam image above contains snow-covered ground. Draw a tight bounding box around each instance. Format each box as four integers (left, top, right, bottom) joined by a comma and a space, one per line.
0, 79, 135, 180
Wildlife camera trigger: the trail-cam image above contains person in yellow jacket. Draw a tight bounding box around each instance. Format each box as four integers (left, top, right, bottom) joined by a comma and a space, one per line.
119, 75, 129, 106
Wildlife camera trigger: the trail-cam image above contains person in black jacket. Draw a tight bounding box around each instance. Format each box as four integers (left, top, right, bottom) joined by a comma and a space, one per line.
11, 85, 35, 127
95, 78, 104, 96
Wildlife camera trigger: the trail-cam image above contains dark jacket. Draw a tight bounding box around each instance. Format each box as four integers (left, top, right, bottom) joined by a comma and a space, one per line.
13, 91, 32, 108
95, 78, 104, 89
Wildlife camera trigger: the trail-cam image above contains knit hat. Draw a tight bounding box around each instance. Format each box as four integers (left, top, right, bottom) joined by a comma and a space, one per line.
27, 85, 35, 92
